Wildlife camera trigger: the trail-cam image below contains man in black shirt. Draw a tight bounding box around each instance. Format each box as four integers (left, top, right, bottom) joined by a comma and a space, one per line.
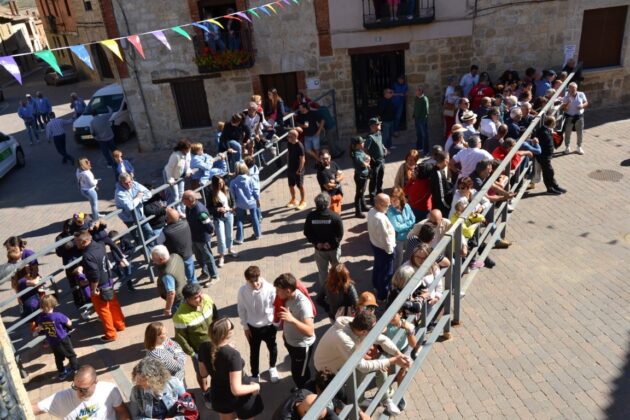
163, 208, 197, 284
365, 118, 387, 205
316, 150, 344, 214
286, 129, 306, 211
534, 116, 567, 195
377, 88, 396, 149
75, 231, 126, 342
303, 193, 344, 303
430, 150, 453, 217
296, 103, 324, 162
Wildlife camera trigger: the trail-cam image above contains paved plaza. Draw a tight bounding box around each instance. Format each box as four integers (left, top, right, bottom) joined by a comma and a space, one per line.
0, 72, 628, 419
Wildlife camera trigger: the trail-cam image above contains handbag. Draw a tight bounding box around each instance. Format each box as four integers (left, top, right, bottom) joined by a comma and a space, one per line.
168, 392, 199, 420
443, 101, 455, 117
99, 286, 114, 301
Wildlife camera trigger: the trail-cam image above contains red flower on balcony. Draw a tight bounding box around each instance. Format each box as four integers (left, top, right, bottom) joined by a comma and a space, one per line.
195, 48, 253, 73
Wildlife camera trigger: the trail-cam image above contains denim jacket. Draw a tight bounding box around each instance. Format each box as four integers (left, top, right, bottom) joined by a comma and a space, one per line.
115, 181, 152, 223
129, 377, 185, 420
229, 174, 260, 209
386, 203, 416, 242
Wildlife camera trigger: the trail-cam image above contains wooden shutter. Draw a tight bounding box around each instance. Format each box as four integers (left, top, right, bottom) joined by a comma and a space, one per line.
579, 6, 628, 69
171, 80, 213, 129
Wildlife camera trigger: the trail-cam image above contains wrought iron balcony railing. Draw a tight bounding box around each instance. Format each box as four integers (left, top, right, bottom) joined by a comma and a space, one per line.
362, 0, 435, 29
193, 23, 254, 74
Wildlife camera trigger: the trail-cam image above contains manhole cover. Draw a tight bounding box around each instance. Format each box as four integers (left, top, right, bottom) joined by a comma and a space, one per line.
587, 169, 624, 182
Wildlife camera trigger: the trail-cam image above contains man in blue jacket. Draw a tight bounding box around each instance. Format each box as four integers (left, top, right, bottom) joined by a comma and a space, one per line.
18, 98, 39, 144
114, 173, 155, 247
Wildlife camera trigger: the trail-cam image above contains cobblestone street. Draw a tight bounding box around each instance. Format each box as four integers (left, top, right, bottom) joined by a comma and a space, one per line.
0, 98, 628, 419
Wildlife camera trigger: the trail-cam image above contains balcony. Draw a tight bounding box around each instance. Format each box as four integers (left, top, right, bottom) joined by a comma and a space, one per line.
362, 0, 435, 30
193, 24, 255, 74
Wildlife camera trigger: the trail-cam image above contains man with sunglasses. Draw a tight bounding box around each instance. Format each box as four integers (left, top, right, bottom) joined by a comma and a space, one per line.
33, 365, 130, 419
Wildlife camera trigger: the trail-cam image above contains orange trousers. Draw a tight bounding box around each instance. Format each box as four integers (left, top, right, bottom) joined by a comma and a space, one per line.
330, 193, 343, 214
91, 294, 125, 340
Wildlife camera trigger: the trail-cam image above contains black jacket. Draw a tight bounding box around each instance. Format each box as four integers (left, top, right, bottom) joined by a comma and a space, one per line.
430, 168, 453, 216
185, 201, 214, 244
535, 125, 555, 158
303, 208, 344, 250
163, 220, 194, 260
207, 190, 235, 219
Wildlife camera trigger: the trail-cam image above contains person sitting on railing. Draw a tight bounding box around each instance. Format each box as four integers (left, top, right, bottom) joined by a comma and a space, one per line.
469, 159, 513, 207
243, 102, 266, 159
163, 139, 192, 217
189, 142, 226, 190
265, 88, 288, 133
114, 173, 156, 248
313, 310, 411, 416
221, 113, 250, 172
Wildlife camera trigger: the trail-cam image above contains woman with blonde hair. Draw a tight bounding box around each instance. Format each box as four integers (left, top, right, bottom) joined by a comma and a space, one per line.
75, 157, 99, 219
325, 263, 359, 320
199, 317, 263, 419
144, 321, 186, 383
129, 358, 187, 419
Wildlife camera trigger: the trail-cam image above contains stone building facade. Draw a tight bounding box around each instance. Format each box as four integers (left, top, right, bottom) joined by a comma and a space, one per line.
106, 0, 628, 151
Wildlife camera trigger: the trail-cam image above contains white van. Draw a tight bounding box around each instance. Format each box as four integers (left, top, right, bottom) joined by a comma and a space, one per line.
73, 84, 135, 144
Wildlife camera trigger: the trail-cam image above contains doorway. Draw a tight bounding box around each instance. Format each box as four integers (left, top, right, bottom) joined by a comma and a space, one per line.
351, 50, 405, 130
260, 72, 299, 113
91, 44, 114, 79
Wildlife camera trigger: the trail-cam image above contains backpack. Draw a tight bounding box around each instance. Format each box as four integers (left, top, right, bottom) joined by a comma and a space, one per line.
167, 392, 199, 420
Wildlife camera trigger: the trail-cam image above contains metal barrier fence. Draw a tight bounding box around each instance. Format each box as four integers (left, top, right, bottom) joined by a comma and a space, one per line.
304, 70, 578, 419
0, 88, 339, 379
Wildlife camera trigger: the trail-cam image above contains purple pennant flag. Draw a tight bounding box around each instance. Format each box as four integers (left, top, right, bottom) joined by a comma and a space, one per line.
235, 11, 252, 22
0, 56, 22, 85
151, 30, 171, 50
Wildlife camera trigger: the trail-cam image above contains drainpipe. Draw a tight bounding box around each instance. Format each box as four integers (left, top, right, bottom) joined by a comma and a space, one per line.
110, 0, 157, 151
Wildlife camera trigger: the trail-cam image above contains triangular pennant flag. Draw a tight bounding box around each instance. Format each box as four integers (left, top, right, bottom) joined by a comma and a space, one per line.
282, 0, 291, 4
225, 15, 242, 22
292, 0, 299, 4
0, 56, 21, 85
127, 35, 145, 59
34, 50, 62, 75
172, 26, 191, 40
259, 6, 272, 16
267, 4, 278, 13
69, 45, 94, 70
151, 30, 171, 50
275, 1, 286, 9
208, 18, 224, 29
248, 9, 261, 18
101, 39, 123, 61
235, 11, 252, 22
192, 22, 211, 33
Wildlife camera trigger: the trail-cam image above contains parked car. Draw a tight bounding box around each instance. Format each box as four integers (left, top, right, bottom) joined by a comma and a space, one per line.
0, 132, 25, 180
73, 84, 135, 145
44, 64, 79, 86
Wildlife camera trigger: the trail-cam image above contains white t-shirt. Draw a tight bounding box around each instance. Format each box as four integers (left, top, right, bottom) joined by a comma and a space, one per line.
37, 381, 123, 420
453, 147, 493, 179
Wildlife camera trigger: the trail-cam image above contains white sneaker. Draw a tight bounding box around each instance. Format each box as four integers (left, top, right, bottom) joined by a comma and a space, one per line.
217, 257, 224, 267
383, 398, 401, 416
268, 367, 279, 383
564, 146, 571, 154
577, 147, 584, 155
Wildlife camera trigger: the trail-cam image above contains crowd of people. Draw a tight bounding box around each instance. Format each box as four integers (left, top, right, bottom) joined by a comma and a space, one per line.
4, 61, 587, 419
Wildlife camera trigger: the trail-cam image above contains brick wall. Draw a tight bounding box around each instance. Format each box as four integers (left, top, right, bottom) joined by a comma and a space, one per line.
99, 0, 128, 78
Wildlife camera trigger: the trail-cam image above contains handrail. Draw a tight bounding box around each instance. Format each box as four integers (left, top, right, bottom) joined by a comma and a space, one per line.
304, 68, 578, 419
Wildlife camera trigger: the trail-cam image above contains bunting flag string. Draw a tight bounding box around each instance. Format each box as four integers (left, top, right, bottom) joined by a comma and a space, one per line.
101, 39, 123, 61
69, 45, 94, 70
0, 0, 303, 85
127, 35, 145, 59
152, 31, 171, 50
34, 50, 62, 75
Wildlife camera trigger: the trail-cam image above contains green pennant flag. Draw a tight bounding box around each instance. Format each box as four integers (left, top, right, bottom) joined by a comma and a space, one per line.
172, 26, 191, 40
248, 8, 261, 18
35, 50, 62, 75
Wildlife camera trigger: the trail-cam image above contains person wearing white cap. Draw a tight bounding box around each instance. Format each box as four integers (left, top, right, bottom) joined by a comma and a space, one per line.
459, 110, 478, 141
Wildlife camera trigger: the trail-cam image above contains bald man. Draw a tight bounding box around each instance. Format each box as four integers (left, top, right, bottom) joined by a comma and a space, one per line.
367, 193, 396, 301
162, 207, 197, 284
33, 365, 130, 419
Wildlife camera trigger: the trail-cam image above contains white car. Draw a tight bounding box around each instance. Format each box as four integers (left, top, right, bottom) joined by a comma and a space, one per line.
73, 83, 135, 145
0, 132, 25, 179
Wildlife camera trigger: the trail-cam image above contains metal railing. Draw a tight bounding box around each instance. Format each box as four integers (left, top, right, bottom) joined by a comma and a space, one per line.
304, 70, 577, 419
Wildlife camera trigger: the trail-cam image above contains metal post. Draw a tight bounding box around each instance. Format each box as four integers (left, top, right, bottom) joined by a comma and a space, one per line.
442, 243, 453, 339
451, 223, 462, 325
132, 209, 155, 282
346, 370, 360, 420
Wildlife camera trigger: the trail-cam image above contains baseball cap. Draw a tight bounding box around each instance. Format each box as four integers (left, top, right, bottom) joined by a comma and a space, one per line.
351, 136, 365, 145
368, 117, 381, 126
73, 212, 85, 222
358, 291, 378, 307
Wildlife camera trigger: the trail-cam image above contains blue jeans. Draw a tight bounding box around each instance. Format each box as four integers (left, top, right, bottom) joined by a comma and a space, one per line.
165, 178, 185, 214
381, 121, 394, 148
53, 134, 74, 163
227, 34, 241, 50
24, 121, 39, 143
214, 212, 234, 255
393, 103, 404, 133
226, 140, 242, 172
80, 188, 99, 219
235, 207, 261, 242
192, 241, 218, 279
371, 244, 395, 301
183, 255, 198, 284
415, 118, 429, 155
205, 35, 225, 51
98, 139, 116, 167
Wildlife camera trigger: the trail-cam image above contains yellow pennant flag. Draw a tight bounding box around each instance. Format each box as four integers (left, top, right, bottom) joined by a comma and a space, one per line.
101, 39, 123, 61
208, 18, 224, 29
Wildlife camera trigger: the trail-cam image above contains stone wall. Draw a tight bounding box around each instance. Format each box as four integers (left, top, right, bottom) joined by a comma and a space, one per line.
73, 0, 115, 80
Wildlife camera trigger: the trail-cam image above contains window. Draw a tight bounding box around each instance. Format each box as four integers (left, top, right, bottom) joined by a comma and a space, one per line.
84, 1, 92, 11
578, 6, 628, 69
171, 80, 213, 129
64, 0, 71, 16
